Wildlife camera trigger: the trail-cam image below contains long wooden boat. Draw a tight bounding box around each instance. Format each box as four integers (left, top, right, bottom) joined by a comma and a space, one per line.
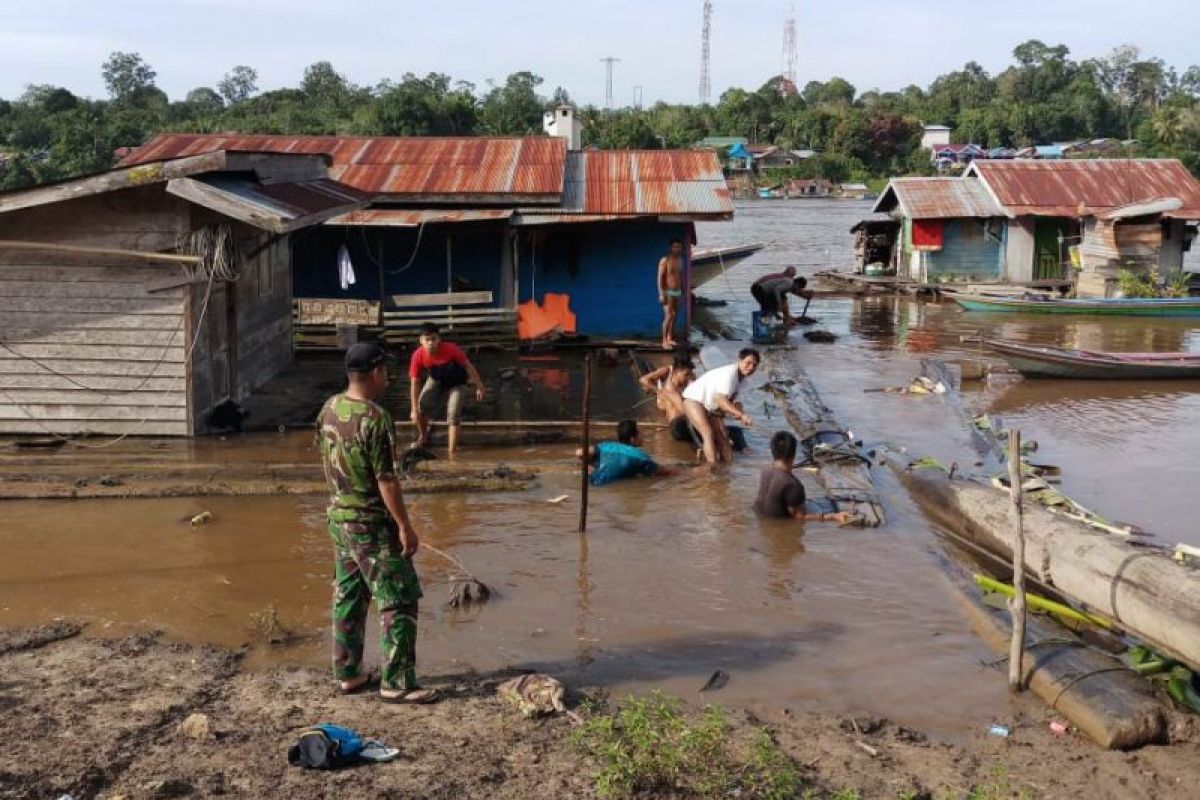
690, 242, 766, 288
946, 291, 1200, 316
987, 339, 1200, 379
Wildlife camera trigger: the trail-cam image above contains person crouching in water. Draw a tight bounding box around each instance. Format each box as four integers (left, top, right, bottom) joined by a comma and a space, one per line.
755, 431, 853, 523
638, 352, 696, 443
578, 419, 676, 485
681, 348, 759, 464
408, 323, 485, 455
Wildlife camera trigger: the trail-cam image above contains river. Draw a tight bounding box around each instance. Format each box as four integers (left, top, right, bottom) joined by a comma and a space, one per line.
1, 199, 1196, 741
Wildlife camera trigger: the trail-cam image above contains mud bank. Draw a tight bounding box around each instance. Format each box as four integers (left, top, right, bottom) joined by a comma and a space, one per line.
2, 626, 1198, 800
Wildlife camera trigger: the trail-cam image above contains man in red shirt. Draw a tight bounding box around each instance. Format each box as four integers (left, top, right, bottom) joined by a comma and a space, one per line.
409, 323, 485, 454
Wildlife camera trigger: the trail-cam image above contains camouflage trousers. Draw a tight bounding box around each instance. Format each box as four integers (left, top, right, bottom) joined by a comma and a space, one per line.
328, 519, 422, 692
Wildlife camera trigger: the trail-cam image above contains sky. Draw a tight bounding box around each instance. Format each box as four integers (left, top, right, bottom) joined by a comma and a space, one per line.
0, 0, 1196, 105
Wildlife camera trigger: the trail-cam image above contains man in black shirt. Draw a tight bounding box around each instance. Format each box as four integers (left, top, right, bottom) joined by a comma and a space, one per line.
754, 431, 853, 523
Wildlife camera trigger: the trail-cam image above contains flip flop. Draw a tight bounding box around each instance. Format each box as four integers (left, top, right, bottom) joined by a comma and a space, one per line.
380, 687, 440, 704
338, 671, 375, 695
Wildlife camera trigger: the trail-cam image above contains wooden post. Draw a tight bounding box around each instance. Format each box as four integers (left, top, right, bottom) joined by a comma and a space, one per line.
1007, 429, 1027, 692
579, 355, 592, 533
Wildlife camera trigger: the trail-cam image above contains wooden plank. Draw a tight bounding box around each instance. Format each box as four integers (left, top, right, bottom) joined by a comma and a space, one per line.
0, 374, 184, 391
0, 265, 180, 283
0, 389, 186, 407
0, 404, 186, 420
0, 357, 186, 377
0, 329, 183, 346
389, 290, 493, 307
0, 279, 187, 299
0, 419, 189, 436
0, 312, 182, 331
0, 296, 183, 315
0, 343, 185, 362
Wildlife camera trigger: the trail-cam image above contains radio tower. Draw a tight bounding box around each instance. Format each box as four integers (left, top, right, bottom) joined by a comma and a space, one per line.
783, 1, 798, 89
699, 0, 712, 104
600, 56, 620, 109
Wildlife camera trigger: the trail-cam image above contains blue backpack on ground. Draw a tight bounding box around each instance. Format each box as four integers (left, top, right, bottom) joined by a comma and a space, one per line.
287, 723, 365, 769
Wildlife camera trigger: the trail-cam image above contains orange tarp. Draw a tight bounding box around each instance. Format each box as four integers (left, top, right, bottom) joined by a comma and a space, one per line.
518, 293, 577, 340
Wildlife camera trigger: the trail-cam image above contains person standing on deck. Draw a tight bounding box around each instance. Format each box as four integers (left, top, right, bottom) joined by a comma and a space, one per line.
657, 239, 685, 349
316, 342, 438, 704
682, 348, 759, 463
409, 323, 486, 455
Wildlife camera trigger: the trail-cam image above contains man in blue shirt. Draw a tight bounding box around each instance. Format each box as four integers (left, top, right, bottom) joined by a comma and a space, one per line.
578, 420, 675, 486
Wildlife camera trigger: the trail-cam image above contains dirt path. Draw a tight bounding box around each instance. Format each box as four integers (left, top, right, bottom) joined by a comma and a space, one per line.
1, 625, 1197, 799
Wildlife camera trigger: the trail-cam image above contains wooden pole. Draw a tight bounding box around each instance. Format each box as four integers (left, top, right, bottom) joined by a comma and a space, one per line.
579, 355, 592, 533
1007, 429, 1027, 692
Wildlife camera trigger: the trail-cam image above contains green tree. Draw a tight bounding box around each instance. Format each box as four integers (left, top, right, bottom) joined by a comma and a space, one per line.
102, 51, 157, 99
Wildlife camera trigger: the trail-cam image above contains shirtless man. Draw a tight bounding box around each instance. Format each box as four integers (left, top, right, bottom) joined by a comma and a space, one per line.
657, 240, 685, 349
638, 353, 696, 442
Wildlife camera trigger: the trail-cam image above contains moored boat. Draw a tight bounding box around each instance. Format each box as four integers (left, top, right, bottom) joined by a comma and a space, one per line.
987, 339, 1200, 379
946, 291, 1200, 316
690, 242, 766, 288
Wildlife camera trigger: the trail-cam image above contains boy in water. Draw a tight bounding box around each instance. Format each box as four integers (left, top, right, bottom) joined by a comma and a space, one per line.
577, 420, 676, 486
754, 431, 854, 523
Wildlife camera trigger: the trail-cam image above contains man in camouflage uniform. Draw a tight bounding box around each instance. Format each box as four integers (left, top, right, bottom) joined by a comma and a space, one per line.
316, 342, 438, 703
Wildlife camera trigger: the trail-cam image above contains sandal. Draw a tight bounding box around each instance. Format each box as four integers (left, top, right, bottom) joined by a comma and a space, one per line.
380, 686, 440, 704
338, 671, 375, 695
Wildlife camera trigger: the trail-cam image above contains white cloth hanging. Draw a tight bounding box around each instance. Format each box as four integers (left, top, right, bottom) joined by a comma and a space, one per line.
337, 244, 356, 291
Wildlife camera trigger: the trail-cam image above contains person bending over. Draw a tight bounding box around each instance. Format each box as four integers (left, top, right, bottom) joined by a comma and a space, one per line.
638, 352, 696, 442
577, 419, 676, 486
754, 431, 854, 523
681, 348, 759, 464
408, 323, 485, 455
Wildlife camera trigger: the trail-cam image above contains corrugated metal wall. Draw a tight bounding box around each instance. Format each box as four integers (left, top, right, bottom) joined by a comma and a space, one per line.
926, 219, 1002, 282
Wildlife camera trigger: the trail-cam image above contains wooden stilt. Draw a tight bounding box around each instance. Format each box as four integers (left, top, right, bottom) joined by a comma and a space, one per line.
1007, 429, 1027, 692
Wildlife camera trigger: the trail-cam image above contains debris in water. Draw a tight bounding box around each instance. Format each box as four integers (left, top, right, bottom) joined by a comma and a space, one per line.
803, 330, 838, 343
700, 669, 730, 692
190, 511, 213, 527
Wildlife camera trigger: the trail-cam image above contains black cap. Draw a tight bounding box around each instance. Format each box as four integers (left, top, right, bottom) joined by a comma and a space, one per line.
345, 342, 390, 374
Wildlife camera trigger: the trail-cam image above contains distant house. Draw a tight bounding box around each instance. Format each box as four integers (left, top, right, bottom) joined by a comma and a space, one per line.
872, 177, 1006, 283
965, 159, 1200, 295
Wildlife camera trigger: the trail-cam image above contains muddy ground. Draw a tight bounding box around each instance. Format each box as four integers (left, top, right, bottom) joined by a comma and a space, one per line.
1, 624, 1197, 800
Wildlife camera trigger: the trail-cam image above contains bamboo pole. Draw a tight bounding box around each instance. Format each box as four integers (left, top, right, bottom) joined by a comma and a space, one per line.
1007, 429, 1027, 692
579, 355, 592, 533
0, 240, 201, 264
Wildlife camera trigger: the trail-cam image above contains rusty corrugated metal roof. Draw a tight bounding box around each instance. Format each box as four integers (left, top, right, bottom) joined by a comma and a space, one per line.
872, 177, 1003, 219
326, 209, 513, 226
122, 134, 567, 202
557, 150, 731, 218
968, 159, 1200, 219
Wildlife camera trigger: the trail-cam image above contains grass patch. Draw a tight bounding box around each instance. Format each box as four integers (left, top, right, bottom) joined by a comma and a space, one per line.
573, 692, 804, 799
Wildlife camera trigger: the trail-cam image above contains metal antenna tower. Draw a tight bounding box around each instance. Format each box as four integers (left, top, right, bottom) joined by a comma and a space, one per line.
699, 0, 712, 104
600, 56, 620, 109
783, 1, 798, 87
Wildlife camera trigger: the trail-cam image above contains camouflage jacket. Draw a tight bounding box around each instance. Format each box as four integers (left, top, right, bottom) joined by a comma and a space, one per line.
316, 393, 398, 525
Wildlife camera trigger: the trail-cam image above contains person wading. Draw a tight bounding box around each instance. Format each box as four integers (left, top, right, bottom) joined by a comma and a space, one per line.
316, 342, 438, 704
657, 239, 685, 349
409, 322, 486, 455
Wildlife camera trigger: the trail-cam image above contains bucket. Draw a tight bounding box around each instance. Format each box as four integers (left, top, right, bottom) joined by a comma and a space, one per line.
335, 323, 358, 349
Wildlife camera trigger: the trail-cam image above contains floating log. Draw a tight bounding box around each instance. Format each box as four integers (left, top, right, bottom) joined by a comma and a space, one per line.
894, 465, 1200, 670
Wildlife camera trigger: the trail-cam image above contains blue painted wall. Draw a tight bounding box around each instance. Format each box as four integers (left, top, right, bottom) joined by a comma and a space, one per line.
291, 224, 507, 305
924, 218, 1003, 282
515, 220, 691, 337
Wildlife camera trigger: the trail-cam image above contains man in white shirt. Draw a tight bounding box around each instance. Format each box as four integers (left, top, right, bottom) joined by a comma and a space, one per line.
681, 348, 760, 463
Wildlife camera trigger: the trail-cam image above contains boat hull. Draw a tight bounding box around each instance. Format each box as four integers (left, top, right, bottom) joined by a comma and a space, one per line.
949, 293, 1200, 316
988, 340, 1200, 379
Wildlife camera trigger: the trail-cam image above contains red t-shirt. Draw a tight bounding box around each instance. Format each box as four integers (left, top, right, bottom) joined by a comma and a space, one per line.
409, 342, 468, 379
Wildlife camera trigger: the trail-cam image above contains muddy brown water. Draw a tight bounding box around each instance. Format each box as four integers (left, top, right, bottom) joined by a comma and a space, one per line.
2, 199, 1198, 741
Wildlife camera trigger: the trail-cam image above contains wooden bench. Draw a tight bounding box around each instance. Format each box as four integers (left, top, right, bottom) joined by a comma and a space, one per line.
383, 291, 517, 348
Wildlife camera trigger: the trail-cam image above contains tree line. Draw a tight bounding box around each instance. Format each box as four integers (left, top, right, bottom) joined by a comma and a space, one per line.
1, 40, 1197, 190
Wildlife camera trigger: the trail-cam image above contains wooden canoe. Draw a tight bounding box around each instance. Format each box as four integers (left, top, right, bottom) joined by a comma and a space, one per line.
946, 291, 1200, 316
987, 339, 1200, 379
690, 242, 765, 288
